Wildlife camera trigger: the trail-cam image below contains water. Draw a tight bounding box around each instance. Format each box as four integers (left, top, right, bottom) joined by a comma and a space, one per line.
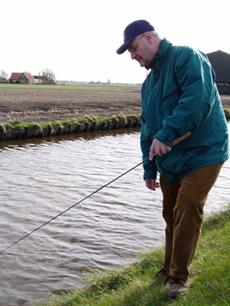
0, 127, 229, 306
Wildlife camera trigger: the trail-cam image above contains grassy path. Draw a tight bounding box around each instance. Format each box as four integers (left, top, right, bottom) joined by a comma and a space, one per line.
37, 206, 230, 306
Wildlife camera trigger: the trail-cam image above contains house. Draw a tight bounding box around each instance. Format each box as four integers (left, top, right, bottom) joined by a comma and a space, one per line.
9, 72, 35, 84
207, 50, 230, 94
33, 74, 55, 85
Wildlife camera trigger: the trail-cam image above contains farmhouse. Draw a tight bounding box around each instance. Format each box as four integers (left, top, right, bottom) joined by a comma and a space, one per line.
9, 72, 35, 84
33, 74, 56, 85
207, 50, 230, 95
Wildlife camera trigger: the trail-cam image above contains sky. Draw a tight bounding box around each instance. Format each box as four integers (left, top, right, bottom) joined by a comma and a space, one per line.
1, 0, 230, 84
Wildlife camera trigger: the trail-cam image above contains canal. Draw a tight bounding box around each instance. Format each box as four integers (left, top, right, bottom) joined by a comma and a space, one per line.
0, 126, 229, 306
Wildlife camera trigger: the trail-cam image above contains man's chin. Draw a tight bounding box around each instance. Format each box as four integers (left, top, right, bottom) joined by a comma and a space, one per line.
138, 61, 146, 67
138, 60, 149, 69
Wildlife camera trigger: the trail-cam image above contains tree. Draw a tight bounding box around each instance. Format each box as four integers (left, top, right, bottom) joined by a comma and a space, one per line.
41, 69, 56, 84
0, 70, 8, 79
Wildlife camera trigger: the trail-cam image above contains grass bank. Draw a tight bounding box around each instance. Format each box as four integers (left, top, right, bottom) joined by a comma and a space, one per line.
37, 206, 230, 306
0, 114, 140, 141
0, 108, 229, 142
224, 107, 230, 121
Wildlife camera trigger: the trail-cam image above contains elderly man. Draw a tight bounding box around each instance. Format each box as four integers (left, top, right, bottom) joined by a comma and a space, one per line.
117, 20, 229, 299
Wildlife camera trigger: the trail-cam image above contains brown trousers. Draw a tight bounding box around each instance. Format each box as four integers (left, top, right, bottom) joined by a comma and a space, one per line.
160, 163, 223, 281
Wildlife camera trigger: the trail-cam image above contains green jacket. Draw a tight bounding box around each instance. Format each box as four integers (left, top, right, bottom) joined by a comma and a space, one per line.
141, 39, 229, 182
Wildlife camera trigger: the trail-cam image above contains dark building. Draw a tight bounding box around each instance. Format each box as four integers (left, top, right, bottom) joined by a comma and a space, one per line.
207, 50, 230, 95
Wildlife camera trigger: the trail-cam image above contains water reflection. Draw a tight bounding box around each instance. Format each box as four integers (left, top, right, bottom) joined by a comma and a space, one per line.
0, 128, 139, 151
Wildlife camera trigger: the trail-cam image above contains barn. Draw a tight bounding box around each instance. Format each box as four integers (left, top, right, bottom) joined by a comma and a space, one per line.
207, 50, 230, 95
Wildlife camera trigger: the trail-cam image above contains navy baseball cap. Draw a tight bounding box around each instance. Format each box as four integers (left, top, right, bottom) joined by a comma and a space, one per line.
116, 20, 155, 54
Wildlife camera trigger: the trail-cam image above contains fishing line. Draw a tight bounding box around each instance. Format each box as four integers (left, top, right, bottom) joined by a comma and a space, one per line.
0, 159, 145, 255
0, 131, 191, 255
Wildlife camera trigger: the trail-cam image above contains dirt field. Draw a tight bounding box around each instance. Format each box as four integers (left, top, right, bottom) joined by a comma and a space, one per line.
0, 85, 229, 123
0, 85, 141, 123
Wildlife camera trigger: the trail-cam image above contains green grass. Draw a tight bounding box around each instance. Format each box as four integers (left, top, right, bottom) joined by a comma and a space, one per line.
0, 114, 141, 141
37, 206, 230, 306
0, 83, 139, 92
224, 108, 230, 120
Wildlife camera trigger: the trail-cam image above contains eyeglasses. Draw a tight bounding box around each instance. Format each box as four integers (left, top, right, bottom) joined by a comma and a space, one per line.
128, 34, 145, 53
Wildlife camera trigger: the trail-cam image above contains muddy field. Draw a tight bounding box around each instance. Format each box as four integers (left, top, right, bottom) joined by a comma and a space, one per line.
0, 85, 229, 123
0, 85, 141, 123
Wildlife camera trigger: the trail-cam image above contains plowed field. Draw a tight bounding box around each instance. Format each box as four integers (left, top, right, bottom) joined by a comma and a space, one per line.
0, 84, 229, 123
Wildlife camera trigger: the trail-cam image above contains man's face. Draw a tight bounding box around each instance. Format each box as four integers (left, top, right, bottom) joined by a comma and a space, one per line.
127, 33, 157, 68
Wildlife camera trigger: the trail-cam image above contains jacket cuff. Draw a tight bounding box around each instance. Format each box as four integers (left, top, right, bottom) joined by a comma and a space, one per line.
143, 159, 157, 180
154, 129, 176, 146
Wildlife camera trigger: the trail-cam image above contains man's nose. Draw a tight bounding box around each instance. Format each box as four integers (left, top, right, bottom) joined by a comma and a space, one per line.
130, 51, 136, 60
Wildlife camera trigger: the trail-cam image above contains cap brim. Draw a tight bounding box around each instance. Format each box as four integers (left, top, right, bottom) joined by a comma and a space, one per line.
116, 43, 129, 55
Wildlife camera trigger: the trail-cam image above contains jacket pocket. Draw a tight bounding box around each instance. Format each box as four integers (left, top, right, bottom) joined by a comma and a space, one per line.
156, 150, 193, 176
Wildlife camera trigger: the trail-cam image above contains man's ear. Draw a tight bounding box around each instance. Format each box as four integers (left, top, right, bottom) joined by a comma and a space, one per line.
144, 32, 153, 44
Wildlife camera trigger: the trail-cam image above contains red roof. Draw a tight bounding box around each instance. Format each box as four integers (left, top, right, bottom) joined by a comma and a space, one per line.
9, 72, 35, 82
9, 72, 21, 81
23, 72, 34, 82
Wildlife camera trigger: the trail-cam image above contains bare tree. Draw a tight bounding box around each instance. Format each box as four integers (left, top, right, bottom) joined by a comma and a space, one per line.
0, 70, 8, 79
41, 69, 56, 84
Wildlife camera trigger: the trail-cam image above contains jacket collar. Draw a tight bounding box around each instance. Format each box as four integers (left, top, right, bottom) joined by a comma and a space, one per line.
150, 38, 172, 72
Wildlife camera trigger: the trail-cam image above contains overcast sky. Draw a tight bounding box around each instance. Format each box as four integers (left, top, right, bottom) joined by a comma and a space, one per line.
1, 0, 229, 83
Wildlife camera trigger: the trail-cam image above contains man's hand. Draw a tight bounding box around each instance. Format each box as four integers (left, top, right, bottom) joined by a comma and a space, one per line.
145, 179, 160, 190
149, 138, 171, 160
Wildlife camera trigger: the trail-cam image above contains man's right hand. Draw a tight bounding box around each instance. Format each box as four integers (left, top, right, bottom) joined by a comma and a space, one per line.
145, 179, 160, 190
149, 138, 171, 160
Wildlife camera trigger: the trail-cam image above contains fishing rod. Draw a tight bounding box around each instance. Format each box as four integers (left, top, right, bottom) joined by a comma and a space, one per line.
0, 131, 191, 255
0, 159, 145, 255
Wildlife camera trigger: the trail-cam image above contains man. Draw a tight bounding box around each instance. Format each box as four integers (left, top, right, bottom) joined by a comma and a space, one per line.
116, 20, 229, 299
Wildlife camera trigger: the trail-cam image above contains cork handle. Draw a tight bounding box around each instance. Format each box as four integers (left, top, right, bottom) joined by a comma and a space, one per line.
172, 131, 192, 146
